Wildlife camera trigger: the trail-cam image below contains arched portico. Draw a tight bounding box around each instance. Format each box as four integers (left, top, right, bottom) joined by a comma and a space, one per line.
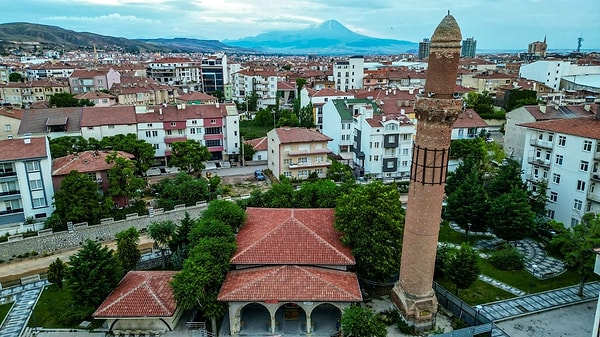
310, 303, 342, 335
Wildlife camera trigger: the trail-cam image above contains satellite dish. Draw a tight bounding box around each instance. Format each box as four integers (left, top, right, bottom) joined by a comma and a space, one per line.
453, 92, 461, 99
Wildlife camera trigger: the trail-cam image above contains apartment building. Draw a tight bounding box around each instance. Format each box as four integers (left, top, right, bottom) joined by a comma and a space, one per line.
333, 56, 364, 91
0, 137, 55, 227
267, 127, 332, 180
0, 106, 23, 140
80, 106, 138, 140
26, 63, 80, 80
461, 37, 477, 58
69, 68, 120, 93
146, 57, 201, 85
0, 79, 70, 108
18, 107, 83, 139
300, 87, 354, 132
110, 77, 173, 106
200, 54, 228, 94
519, 109, 600, 227
231, 68, 280, 108
74, 91, 117, 107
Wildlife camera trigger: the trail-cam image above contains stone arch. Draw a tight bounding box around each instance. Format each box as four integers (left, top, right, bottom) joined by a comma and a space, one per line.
310, 303, 343, 334
239, 302, 270, 334
274, 302, 308, 334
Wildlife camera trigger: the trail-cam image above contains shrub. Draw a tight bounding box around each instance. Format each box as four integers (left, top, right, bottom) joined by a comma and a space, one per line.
489, 245, 525, 270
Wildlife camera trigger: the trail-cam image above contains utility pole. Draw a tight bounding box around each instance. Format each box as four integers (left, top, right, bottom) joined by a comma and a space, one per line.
241, 136, 245, 167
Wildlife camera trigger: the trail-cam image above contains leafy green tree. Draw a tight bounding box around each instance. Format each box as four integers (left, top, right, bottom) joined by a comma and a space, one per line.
47, 257, 67, 289
551, 213, 600, 296
445, 156, 478, 196
254, 107, 276, 127
297, 102, 314, 128
201, 199, 247, 232
49, 136, 91, 158
101, 134, 155, 175
154, 173, 209, 209
445, 167, 489, 233
505, 89, 538, 111
445, 243, 480, 294
106, 153, 145, 205
487, 185, 535, 242
246, 91, 259, 112
449, 138, 487, 163
171, 237, 236, 333
340, 305, 387, 337
52, 170, 112, 227
242, 142, 256, 162
116, 227, 141, 271
261, 181, 296, 208
169, 212, 196, 253
67, 240, 124, 307
326, 158, 354, 182
188, 219, 235, 249
148, 220, 176, 269
334, 181, 404, 281
294, 179, 342, 208
9, 72, 23, 82
486, 158, 525, 198
529, 179, 549, 217
49, 92, 94, 107
170, 140, 211, 173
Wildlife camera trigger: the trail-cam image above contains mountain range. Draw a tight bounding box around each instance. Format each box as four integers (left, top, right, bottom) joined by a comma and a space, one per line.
0, 20, 417, 55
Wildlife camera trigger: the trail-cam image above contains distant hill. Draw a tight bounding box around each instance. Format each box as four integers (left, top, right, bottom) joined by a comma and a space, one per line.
0, 22, 247, 53
223, 19, 418, 55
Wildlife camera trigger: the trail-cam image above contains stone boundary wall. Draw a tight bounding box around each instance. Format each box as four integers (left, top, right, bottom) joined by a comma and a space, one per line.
0, 205, 205, 261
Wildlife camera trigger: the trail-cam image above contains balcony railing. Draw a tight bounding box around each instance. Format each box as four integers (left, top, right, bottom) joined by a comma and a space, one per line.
591, 173, 600, 182
530, 139, 554, 149
588, 192, 600, 203
0, 171, 17, 178
288, 159, 332, 169
0, 208, 24, 216
527, 156, 551, 167
0, 190, 20, 196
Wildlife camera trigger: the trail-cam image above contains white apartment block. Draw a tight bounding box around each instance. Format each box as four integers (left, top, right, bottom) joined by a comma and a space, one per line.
333, 56, 364, 91
520, 111, 600, 227
519, 60, 600, 93
302, 88, 354, 132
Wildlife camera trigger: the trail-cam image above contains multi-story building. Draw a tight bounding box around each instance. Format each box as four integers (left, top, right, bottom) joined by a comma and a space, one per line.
461, 37, 477, 58
80, 106, 138, 140
69, 68, 120, 93
0, 79, 70, 108
528, 37, 548, 58
451, 108, 489, 140
231, 68, 280, 108
267, 127, 332, 180
300, 88, 354, 132
26, 63, 80, 80
519, 108, 600, 227
0, 137, 55, 227
110, 77, 174, 106
333, 56, 364, 91
200, 54, 228, 94
146, 57, 201, 86
74, 91, 117, 107
418, 38, 431, 60
18, 107, 83, 139
0, 106, 23, 140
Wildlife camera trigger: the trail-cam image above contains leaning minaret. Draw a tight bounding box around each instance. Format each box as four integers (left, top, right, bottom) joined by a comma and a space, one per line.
391, 14, 462, 331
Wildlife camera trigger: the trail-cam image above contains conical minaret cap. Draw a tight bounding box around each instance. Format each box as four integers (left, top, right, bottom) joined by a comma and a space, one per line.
431, 14, 462, 43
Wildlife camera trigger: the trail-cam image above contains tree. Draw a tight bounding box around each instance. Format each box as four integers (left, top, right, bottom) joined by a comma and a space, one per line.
169, 140, 211, 173
445, 166, 490, 233
242, 142, 256, 162
52, 170, 112, 228
340, 305, 387, 337
188, 219, 235, 249
116, 227, 141, 271
49, 136, 91, 158
334, 181, 404, 281
261, 181, 296, 208
9, 72, 23, 82
47, 257, 67, 289
169, 212, 196, 252
297, 102, 314, 128
49, 92, 94, 107
201, 199, 247, 232
487, 186, 535, 242
445, 243, 480, 294
106, 152, 145, 205
486, 158, 525, 198
171, 237, 236, 333
101, 134, 155, 175
148, 220, 176, 269
294, 179, 342, 208
154, 173, 209, 209
551, 213, 600, 296
67, 240, 124, 307
449, 138, 487, 164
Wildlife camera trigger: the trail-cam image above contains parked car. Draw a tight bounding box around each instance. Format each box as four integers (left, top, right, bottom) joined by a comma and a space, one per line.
254, 170, 266, 181
146, 167, 162, 176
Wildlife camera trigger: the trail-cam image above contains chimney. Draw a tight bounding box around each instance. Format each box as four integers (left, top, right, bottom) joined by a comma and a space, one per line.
216, 102, 220, 108
382, 115, 387, 122
539, 104, 546, 113
583, 104, 591, 112
409, 88, 414, 95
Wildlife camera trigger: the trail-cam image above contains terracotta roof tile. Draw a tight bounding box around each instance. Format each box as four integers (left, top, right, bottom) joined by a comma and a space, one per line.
218, 265, 362, 302
232, 208, 354, 265
519, 116, 600, 140
0, 137, 48, 161
52, 150, 134, 176
81, 106, 137, 126
274, 128, 332, 144
452, 108, 489, 128
246, 137, 268, 151
94, 271, 178, 318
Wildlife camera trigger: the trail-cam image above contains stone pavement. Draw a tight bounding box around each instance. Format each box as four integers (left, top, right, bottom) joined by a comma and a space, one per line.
0, 280, 48, 337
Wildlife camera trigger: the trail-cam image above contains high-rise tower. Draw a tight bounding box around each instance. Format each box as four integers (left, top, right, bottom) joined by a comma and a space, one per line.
391, 14, 462, 331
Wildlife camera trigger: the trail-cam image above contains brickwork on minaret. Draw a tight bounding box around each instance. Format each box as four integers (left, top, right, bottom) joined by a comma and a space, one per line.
391, 14, 462, 331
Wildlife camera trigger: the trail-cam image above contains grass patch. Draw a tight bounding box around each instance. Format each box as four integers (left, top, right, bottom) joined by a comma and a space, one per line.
240, 120, 273, 139
30, 284, 103, 329
438, 221, 492, 246
436, 278, 516, 305
0, 302, 13, 324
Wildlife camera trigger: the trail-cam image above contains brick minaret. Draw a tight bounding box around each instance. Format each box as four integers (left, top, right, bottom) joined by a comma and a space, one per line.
391, 14, 462, 331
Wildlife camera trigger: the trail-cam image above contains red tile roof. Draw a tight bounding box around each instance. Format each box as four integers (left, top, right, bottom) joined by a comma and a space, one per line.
519, 116, 600, 140
80, 106, 137, 126
246, 136, 268, 151
232, 208, 354, 265
452, 108, 489, 128
52, 150, 134, 175
94, 271, 178, 318
176, 91, 217, 102
274, 128, 332, 144
218, 265, 362, 302
0, 137, 48, 161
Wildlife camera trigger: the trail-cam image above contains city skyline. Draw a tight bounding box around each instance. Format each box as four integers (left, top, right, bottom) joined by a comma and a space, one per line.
2, 0, 600, 51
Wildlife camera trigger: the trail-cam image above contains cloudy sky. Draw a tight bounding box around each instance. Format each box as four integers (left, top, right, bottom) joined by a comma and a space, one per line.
3, 0, 599, 51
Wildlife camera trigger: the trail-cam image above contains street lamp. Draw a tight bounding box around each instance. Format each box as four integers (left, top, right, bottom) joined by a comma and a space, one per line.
467, 223, 472, 242
207, 182, 211, 201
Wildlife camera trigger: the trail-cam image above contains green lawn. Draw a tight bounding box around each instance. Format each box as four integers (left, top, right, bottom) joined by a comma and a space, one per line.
0, 302, 13, 325
436, 278, 516, 305
438, 221, 494, 246
240, 120, 273, 139
30, 284, 103, 329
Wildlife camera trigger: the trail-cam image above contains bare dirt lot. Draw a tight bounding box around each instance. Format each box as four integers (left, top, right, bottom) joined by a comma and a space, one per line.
220, 174, 271, 197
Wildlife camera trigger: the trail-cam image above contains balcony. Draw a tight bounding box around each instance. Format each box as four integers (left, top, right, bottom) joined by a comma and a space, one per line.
588, 192, 600, 203
0, 208, 24, 216
0, 171, 17, 178
287, 149, 332, 157
592, 173, 600, 182
288, 159, 332, 169
0, 190, 20, 196
527, 156, 551, 168
595, 151, 600, 160
530, 139, 554, 149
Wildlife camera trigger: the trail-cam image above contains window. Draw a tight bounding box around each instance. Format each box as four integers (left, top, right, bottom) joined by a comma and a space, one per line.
574, 199, 583, 210
557, 135, 566, 146
374, 142, 380, 148
298, 157, 308, 164
205, 127, 221, 135
283, 158, 292, 165
538, 133, 543, 140
205, 139, 221, 147
298, 170, 309, 177
32, 197, 46, 208
147, 123, 153, 127
577, 180, 586, 191
555, 155, 563, 165
166, 130, 172, 135
26, 161, 40, 172
170, 122, 176, 127
547, 209, 555, 219
402, 148, 409, 156
4, 124, 10, 131
402, 160, 408, 166
284, 172, 291, 177
580, 161, 589, 172
210, 119, 216, 124
552, 173, 560, 184
108, 125, 114, 129
583, 140, 592, 152
403, 134, 409, 141
177, 129, 183, 135
549, 192, 557, 202
191, 120, 197, 125
189, 128, 196, 134
152, 131, 158, 137
374, 155, 379, 161
145, 131, 151, 137
315, 168, 323, 175
548, 133, 554, 142
29, 179, 43, 190
153, 144, 159, 150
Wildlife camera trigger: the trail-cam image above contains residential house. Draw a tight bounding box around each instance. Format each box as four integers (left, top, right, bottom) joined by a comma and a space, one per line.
18, 107, 82, 139
451, 108, 489, 140
69, 68, 120, 93
267, 127, 332, 180
300, 88, 354, 132
0, 79, 70, 108
333, 56, 364, 91
51, 150, 135, 207
74, 91, 117, 107
80, 106, 138, 140
245, 137, 268, 161
461, 71, 516, 94
0, 137, 55, 227
110, 77, 174, 106
175, 91, 218, 105
94, 271, 183, 336
218, 208, 362, 337
0, 106, 23, 140
519, 108, 600, 227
